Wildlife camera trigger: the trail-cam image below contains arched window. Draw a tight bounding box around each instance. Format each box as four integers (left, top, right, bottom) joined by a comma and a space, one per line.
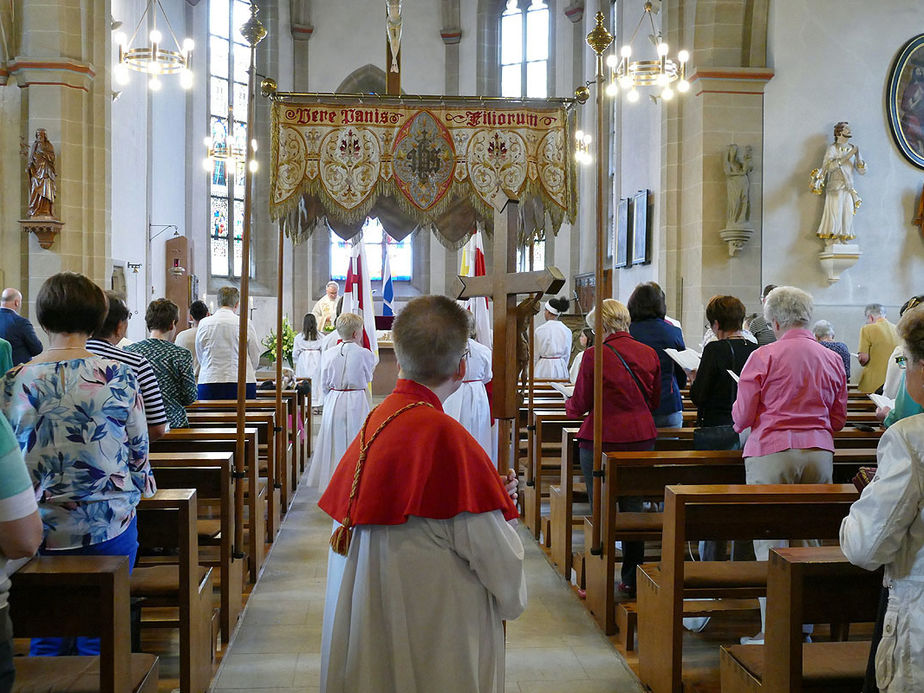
329, 219, 413, 282
500, 0, 550, 98
207, 0, 252, 278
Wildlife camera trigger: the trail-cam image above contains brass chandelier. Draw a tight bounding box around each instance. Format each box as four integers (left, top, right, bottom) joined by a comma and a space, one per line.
113, 0, 194, 91
604, 1, 689, 102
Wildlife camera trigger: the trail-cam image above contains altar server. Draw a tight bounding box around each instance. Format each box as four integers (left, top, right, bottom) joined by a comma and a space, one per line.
293, 313, 325, 408
443, 312, 494, 461
307, 313, 375, 493
534, 296, 572, 380
318, 295, 525, 693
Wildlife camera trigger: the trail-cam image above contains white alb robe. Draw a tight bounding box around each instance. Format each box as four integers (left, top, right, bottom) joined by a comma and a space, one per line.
321, 511, 527, 693
292, 333, 325, 406
569, 349, 587, 384
308, 342, 375, 492
534, 319, 572, 380
443, 339, 494, 462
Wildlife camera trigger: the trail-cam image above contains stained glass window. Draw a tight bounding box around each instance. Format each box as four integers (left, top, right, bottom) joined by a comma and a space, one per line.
329, 219, 413, 283
208, 0, 252, 278
500, 0, 549, 99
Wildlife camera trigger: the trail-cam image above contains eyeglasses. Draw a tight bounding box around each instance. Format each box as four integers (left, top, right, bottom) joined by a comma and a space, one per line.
895, 355, 907, 370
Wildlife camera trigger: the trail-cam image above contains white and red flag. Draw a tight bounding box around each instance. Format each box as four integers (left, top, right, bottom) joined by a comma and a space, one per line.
342, 229, 379, 360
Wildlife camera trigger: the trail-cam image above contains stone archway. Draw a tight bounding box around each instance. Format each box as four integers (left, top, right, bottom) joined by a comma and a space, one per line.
336, 64, 389, 94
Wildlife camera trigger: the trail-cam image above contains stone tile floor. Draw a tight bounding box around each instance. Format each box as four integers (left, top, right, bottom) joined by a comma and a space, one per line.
211, 476, 643, 693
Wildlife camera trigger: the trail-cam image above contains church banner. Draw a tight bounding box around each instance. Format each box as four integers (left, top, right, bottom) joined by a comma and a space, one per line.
269, 99, 577, 243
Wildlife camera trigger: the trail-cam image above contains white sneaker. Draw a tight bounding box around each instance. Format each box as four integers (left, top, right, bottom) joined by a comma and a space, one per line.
740, 633, 764, 645
683, 616, 710, 632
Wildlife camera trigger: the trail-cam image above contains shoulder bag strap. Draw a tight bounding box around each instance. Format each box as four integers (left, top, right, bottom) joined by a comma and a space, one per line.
603, 342, 648, 404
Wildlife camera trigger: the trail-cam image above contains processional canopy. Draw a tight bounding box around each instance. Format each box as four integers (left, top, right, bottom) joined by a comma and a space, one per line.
267, 96, 578, 249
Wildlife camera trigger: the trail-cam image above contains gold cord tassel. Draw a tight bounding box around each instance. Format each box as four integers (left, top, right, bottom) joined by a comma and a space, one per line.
330, 519, 352, 556
328, 401, 432, 556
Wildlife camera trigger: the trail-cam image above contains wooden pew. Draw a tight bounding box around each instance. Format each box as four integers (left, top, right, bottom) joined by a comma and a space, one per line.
548, 427, 583, 580
132, 489, 215, 693
257, 388, 306, 489
522, 410, 582, 538
720, 545, 882, 693
149, 451, 243, 644
185, 410, 282, 534
10, 556, 159, 693
635, 483, 859, 693
151, 427, 264, 583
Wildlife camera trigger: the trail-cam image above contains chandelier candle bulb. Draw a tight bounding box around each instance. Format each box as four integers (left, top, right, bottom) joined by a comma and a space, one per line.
620, 45, 632, 58
657, 41, 669, 56
249, 159, 258, 173
627, 88, 640, 103
678, 49, 689, 63
149, 76, 161, 91
677, 79, 690, 93
149, 29, 162, 44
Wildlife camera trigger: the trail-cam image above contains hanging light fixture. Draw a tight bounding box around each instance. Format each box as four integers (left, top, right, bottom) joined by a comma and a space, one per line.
202, 108, 259, 175
113, 0, 194, 90
574, 130, 592, 165
605, 1, 689, 102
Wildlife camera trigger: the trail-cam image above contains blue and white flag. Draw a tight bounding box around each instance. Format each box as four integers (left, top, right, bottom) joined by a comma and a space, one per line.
382, 248, 394, 316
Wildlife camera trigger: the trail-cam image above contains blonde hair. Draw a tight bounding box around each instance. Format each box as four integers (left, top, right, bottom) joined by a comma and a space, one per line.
336, 312, 364, 340
601, 299, 630, 333
898, 304, 924, 364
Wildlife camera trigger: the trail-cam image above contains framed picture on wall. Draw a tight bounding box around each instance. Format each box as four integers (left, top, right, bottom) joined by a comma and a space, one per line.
887, 33, 924, 169
614, 198, 630, 268
631, 189, 651, 265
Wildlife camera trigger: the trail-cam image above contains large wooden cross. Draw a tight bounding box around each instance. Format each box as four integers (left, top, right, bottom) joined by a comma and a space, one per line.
455, 192, 565, 471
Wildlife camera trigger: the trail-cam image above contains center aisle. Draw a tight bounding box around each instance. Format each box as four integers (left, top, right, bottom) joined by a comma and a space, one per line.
212, 480, 643, 693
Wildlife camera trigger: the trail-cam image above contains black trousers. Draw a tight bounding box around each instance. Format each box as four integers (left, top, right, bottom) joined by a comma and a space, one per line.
863, 585, 889, 693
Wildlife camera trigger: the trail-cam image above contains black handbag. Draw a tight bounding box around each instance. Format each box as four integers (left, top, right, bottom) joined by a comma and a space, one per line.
693, 424, 740, 450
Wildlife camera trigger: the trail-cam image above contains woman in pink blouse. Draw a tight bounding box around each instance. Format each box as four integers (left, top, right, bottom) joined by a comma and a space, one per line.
732, 286, 847, 643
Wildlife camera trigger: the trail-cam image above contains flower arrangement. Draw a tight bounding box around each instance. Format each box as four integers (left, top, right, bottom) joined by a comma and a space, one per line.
261, 315, 296, 367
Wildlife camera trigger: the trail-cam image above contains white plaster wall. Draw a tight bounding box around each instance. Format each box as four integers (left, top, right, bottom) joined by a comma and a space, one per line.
764, 0, 923, 360
308, 0, 445, 94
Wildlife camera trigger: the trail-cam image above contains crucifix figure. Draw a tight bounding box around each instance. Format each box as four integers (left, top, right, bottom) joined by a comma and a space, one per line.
385, 0, 401, 95
455, 192, 565, 472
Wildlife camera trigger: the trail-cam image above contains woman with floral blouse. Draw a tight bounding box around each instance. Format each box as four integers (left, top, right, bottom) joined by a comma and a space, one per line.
0, 272, 155, 657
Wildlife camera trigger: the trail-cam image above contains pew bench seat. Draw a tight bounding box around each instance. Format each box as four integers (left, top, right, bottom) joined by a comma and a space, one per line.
13, 654, 159, 693
721, 641, 871, 692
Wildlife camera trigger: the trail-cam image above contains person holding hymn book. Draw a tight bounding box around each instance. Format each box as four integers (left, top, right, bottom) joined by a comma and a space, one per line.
292, 312, 325, 410
628, 282, 687, 428
443, 311, 494, 462
876, 296, 924, 429
841, 303, 924, 693
732, 286, 847, 645
569, 327, 594, 383
533, 296, 572, 380
318, 296, 525, 693
565, 298, 660, 596
308, 313, 375, 493
690, 296, 759, 445
125, 298, 198, 430
0, 272, 155, 657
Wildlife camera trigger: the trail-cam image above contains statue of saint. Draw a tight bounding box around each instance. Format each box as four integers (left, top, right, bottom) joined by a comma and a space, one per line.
724, 144, 753, 229
810, 121, 866, 243
27, 129, 57, 218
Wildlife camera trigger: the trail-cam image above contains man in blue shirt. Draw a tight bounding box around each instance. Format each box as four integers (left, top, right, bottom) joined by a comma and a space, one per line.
0, 289, 42, 366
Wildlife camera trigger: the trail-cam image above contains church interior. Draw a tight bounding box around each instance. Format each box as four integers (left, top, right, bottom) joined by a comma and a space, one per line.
1, 0, 923, 691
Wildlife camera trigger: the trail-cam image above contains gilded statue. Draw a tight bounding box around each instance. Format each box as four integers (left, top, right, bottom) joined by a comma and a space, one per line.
27, 129, 57, 218
810, 121, 866, 243
386, 0, 402, 72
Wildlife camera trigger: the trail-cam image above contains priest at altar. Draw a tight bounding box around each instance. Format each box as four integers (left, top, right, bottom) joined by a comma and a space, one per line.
318, 296, 526, 693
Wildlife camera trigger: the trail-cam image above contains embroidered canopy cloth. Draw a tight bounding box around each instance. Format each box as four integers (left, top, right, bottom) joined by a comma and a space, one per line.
269, 98, 577, 248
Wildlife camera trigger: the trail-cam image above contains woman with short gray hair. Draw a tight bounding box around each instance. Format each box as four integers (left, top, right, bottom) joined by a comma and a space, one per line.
732, 286, 848, 644
812, 319, 850, 379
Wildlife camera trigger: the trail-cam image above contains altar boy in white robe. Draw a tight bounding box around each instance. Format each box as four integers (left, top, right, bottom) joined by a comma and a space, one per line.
443, 312, 495, 462
307, 312, 375, 493
534, 296, 572, 380
318, 295, 526, 693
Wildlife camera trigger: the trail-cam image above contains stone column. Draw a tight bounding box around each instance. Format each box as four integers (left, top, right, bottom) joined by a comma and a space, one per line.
12, 0, 111, 311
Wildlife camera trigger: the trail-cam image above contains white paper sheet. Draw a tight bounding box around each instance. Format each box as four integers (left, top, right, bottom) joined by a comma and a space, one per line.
664, 348, 701, 371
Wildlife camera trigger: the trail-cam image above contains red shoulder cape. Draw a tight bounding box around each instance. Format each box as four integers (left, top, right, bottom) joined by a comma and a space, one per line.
318, 379, 518, 525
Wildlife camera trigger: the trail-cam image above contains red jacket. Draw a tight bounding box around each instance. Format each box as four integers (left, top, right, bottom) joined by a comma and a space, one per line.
565, 331, 660, 444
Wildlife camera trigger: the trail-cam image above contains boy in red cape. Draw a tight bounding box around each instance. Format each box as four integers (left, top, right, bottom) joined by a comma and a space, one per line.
318, 295, 526, 693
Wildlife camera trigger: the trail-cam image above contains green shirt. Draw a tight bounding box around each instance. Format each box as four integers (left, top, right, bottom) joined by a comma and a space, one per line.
0, 338, 12, 375
0, 411, 38, 611
125, 338, 197, 429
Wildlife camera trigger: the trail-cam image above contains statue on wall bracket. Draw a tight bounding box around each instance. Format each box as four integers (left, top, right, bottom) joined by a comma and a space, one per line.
720, 144, 754, 256
19, 128, 64, 250
810, 121, 865, 283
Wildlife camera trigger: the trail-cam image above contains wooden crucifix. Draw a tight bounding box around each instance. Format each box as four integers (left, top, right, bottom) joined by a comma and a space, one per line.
455, 192, 565, 473
385, 0, 402, 95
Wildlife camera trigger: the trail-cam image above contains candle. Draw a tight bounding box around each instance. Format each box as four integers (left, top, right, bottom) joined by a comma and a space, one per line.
248, 296, 254, 310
